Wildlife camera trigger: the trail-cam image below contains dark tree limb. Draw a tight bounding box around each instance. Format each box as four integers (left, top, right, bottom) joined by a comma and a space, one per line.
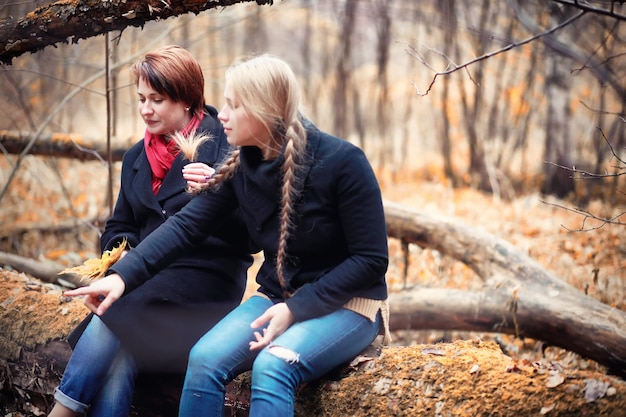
0, 130, 126, 162
0, 0, 273, 65
387, 287, 626, 377
384, 201, 581, 293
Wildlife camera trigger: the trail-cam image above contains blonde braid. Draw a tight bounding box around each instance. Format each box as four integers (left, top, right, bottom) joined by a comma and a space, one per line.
203, 149, 240, 191
276, 122, 306, 298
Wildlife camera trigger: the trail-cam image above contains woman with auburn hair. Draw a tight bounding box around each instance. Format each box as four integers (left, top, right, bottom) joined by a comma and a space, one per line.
65, 54, 390, 417
48, 45, 252, 417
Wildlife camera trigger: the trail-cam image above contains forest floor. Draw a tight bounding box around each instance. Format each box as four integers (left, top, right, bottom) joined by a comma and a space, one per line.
1, 158, 625, 416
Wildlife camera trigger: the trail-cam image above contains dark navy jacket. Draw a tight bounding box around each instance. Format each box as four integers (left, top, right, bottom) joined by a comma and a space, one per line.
111, 122, 388, 324
96, 105, 253, 371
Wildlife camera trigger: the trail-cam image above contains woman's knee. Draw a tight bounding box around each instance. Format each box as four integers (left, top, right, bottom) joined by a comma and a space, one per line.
252, 347, 299, 384
187, 341, 214, 368
84, 315, 107, 336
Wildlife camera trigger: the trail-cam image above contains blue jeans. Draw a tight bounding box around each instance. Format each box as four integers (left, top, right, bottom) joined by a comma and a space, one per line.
54, 316, 137, 417
179, 295, 381, 417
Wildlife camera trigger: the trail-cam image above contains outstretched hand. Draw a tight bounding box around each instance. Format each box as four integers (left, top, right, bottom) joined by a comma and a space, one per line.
64, 274, 126, 316
249, 302, 295, 351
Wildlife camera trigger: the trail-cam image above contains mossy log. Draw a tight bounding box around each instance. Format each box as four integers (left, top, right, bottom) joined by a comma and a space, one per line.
2, 269, 626, 416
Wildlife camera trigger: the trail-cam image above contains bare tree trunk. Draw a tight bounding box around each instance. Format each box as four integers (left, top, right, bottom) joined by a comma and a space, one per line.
503, 32, 539, 181
542, 53, 575, 198
458, 1, 490, 191
332, 0, 357, 140
438, 0, 457, 184
244, 5, 268, 53
373, 0, 392, 166
488, 4, 517, 174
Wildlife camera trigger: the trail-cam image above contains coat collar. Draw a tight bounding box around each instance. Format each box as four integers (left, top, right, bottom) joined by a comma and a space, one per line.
133, 108, 224, 209
239, 146, 283, 227
131, 147, 189, 211
237, 124, 321, 228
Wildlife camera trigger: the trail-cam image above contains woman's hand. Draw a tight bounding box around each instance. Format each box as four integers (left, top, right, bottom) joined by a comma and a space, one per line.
249, 302, 295, 351
64, 274, 126, 316
182, 162, 215, 192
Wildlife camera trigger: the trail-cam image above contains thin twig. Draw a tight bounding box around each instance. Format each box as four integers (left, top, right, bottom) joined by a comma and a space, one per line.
408, 10, 585, 96
540, 199, 625, 231
544, 127, 626, 180
597, 126, 626, 165
579, 100, 626, 123
544, 161, 626, 179
551, 0, 626, 20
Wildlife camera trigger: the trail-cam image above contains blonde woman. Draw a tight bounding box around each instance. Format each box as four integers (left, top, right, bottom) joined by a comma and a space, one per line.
66, 54, 390, 417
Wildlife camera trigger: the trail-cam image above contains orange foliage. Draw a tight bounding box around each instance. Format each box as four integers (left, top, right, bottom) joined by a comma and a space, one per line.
505, 84, 530, 117
444, 99, 460, 127
15, 211, 41, 223
59, 238, 127, 283
45, 248, 69, 260
72, 192, 87, 206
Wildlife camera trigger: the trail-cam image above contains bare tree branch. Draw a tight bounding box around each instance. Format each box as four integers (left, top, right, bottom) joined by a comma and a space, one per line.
580, 100, 626, 123
540, 126, 626, 231
407, 10, 585, 96
544, 127, 626, 180
512, 0, 626, 99
540, 199, 625, 230
0, 0, 274, 65
551, 0, 626, 20
544, 161, 626, 180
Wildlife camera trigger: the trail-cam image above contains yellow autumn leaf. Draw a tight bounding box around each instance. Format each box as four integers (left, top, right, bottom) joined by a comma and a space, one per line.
59, 239, 128, 283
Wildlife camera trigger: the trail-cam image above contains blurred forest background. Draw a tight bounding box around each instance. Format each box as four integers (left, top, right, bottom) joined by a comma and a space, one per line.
0, 0, 624, 284
1, 3, 626, 414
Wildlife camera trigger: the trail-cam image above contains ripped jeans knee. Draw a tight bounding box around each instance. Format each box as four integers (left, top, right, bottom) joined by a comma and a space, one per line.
267, 345, 300, 364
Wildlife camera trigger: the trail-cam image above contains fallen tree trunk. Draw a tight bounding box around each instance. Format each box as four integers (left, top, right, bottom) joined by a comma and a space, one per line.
2, 202, 626, 414
383, 201, 626, 377
2, 202, 625, 374
388, 287, 626, 376
0, 250, 82, 287
2, 269, 626, 417
0, 130, 126, 162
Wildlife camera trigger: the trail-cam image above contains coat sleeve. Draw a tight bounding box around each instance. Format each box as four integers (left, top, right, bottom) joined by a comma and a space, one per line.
108, 183, 238, 293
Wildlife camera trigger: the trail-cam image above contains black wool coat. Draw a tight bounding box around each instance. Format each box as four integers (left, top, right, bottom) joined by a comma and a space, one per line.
111, 122, 388, 328
77, 106, 253, 372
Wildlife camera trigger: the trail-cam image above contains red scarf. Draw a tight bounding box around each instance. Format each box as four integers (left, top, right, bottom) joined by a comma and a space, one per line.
145, 114, 203, 195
